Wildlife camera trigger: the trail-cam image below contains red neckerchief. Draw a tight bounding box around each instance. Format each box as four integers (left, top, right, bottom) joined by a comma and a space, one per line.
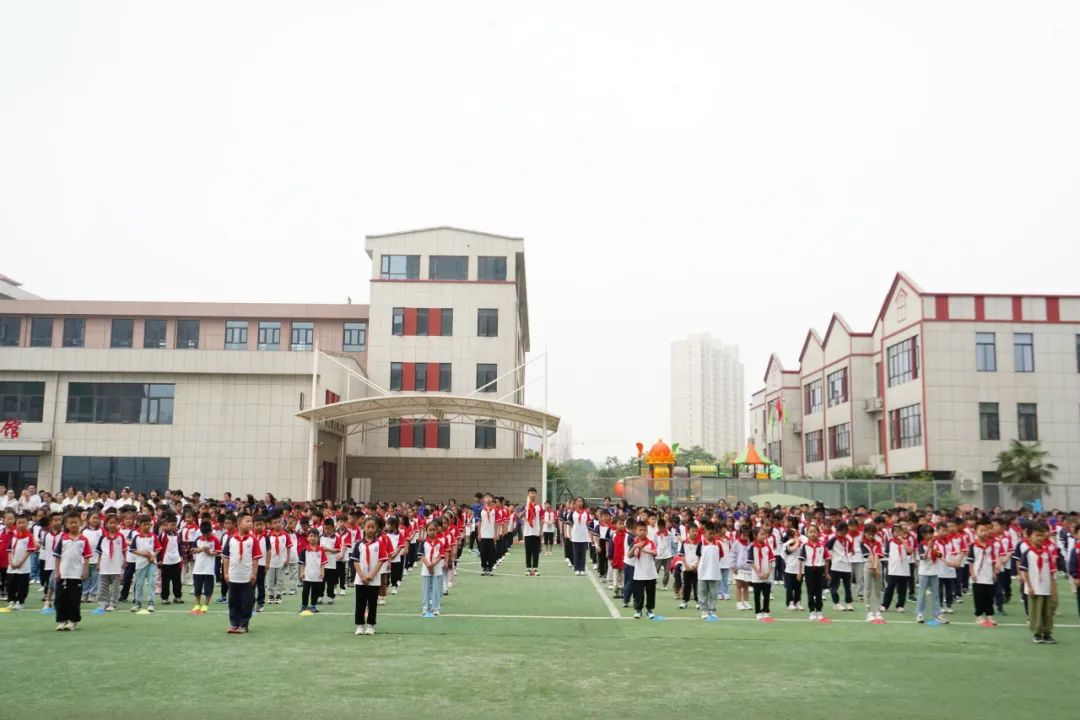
753, 541, 774, 577
892, 539, 908, 560
805, 540, 824, 566
1028, 541, 1051, 575
973, 539, 995, 576
234, 531, 250, 561
426, 539, 440, 565
526, 501, 537, 525
270, 531, 284, 555
361, 538, 378, 567
102, 531, 121, 559
836, 534, 853, 556
575, 510, 591, 527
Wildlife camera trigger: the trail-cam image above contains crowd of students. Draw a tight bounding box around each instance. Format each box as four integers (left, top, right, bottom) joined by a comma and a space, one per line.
1, 485, 1077, 644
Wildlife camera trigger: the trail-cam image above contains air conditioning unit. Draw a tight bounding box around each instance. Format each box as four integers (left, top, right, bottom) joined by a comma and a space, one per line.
791, 421, 802, 434
864, 397, 883, 413
959, 474, 977, 492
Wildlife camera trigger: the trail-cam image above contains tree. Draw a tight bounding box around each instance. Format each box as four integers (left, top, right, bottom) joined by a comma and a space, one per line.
596, 456, 639, 479
719, 450, 737, 467
558, 458, 598, 479
831, 466, 877, 480
996, 440, 1057, 504
676, 445, 716, 466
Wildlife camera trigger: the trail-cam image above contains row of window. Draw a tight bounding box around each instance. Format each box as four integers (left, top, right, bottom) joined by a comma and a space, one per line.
807, 403, 923, 463
804, 425, 852, 462
975, 332, 1034, 372
60, 456, 170, 495
386, 419, 498, 450
804, 368, 852, 415
979, 402, 1041, 441
0, 317, 367, 352
0, 382, 175, 425
388, 363, 497, 393
379, 254, 507, 282
390, 308, 499, 338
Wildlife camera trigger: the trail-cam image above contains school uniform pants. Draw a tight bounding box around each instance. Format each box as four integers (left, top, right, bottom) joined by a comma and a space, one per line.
752, 582, 772, 614
524, 535, 541, 570
228, 581, 255, 629
193, 574, 215, 599
681, 569, 698, 603
1028, 594, 1055, 635
132, 565, 157, 606
421, 573, 443, 613
323, 566, 338, 600
571, 542, 588, 573
804, 567, 826, 612
98, 573, 122, 608
655, 558, 671, 588
543, 532, 555, 548
698, 578, 719, 613
851, 562, 864, 593
267, 566, 286, 598
6, 573, 29, 604
611, 567, 623, 593
829, 570, 853, 605
55, 578, 83, 624
784, 572, 802, 606
622, 564, 635, 604
160, 563, 182, 601
479, 538, 496, 572
337, 561, 347, 590
83, 565, 99, 599
915, 574, 941, 618
355, 584, 379, 626
119, 561, 135, 602
938, 577, 957, 608
301, 580, 322, 607
882, 575, 909, 610
632, 578, 656, 612
596, 542, 608, 578
862, 566, 883, 611
972, 583, 996, 617
719, 568, 731, 598
284, 562, 299, 594
390, 561, 404, 587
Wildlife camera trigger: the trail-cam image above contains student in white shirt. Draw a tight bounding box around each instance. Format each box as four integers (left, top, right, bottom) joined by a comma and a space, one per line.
191, 521, 221, 614
679, 524, 702, 611
881, 528, 912, 613
222, 513, 262, 633
53, 513, 92, 631
350, 517, 387, 635
96, 514, 127, 612
915, 526, 946, 624
782, 523, 804, 611
38, 513, 63, 611
129, 515, 160, 612
420, 523, 445, 617
826, 520, 855, 611
628, 522, 657, 619
80, 513, 103, 603
654, 518, 674, 590
697, 524, 725, 619
5, 515, 37, 609
568, 497, 592, 577
298, 529, 328, 613
1019, 522, 1057, 643
520, 488, 543, 576
541, 502, 557, 555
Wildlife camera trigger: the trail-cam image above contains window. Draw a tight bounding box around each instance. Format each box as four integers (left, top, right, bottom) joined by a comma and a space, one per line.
392, 308, 404, 336
889, 403, 922, 449
66, 383, 175, 424
0, 382, 45, 422
0, 317, 19, 347
430, 255, 468, 281
828, 423, 851, 459
439, 363, 452, 392
415, 363, 428, 392
416, 310, 428, 336
976, 332, 996, 372
827, 368, 848, 407
440, 308, 453, 336
110, 319, 134, 348
224, 320, 248, 350
476, 364, 497, 393
176, 320, 199, 349
886, 336, 918, 387
1017, 403, 1038, 441
1013, 333, 1034, 372
388, 419, 401, 448
343, 322, 367, 352
475, 419, 497, 449
291, 321, 314, 351
30, 318, 53, 347
437, 422, 450, 449
979, 402, 1000, 441
257, 321, 280, 350
767, 441, 782, 466
63, 318, 86, 348
478, 308, 498, 337
380, 254, 420, 280
805, 430, 823, 463
804, 379, 822, 414
143, 319, 166, 349
1076, 334, 1080, 373
61, 456, 169, 495
389, 363, 403, 391
478, 256, 507, 281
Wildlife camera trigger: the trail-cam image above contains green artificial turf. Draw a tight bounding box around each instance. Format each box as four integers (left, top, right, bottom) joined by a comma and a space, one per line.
1, 552, 1076, 719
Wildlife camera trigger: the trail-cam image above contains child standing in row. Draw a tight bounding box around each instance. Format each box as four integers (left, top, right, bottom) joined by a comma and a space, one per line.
298, 529, 327, 613
799, 524, 829, 621
628, 521, 657, 620
420, 523, 444, 617
678, 524, 701, 610
782, 525, 804, 611
697, 524, 724, 619
351, 517, 387, 635
915, 526, 947, 624
53, 513, 92, 631
191, 521, 220, 614
96, 514, 126, 612
861, 526, 884, 622
5, 515, 36, 610
967, 518, 1003, 626
750, 527, 775, 620
1019, 521, 1057, 644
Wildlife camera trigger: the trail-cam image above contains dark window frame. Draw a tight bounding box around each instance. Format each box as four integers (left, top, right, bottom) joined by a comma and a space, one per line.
143, 319, 167, 349
440, 308, 453, 337
380, 254, 420, 280
0, 317, 20, 347
439, 363, 452, 392
257, 321, 281, 351
224, 320, 248, 350
889, 403, 922, 449
804, 379, 822, 415
886, 336, 919, 387
0, 381, 45, 422
30, 318, 53, 348
62, 318, 86, 348
343, 322, 367, 352
478, 308, 499, 337
976, 332, 996, 372
979, 402, 1000, 440
477, 256, 507, 281
392, 308, 404, 336
826, 367, 848, 407
476, 363, 497, 393
290, 321, 314, 351
475, 419, 497, 449
429, 255, 469, 281
828, 422, 851, 459
1017, 402, 1038, 441
176, 320, 200, 349
66, 382, 175, 425
110, 319, 134, 349
1013, 333, 1034, 373
805, 430, 823, 463
389, 363, 403, 391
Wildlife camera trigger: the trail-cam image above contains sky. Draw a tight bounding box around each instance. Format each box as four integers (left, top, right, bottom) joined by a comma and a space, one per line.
3, 2, 1079, 463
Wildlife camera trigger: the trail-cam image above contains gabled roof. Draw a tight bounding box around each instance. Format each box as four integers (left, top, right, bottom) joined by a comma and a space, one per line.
366, 226, 524, 242
797, 328, 823, 363
762, 352, 798, 383
875, 272, 923, 326
821, 312, 872, 348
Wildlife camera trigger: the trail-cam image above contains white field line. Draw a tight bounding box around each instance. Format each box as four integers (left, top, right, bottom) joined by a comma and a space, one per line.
585, 568, 621, 618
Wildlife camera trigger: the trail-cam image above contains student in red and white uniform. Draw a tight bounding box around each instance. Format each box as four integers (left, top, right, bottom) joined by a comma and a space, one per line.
5, 515, 37, 609
520, 487, 543, 576
966, 518, 1004, 626
569, 497, 592, 577
53, 513, 92, 631
541, 502, 557, 556
477, 494, 498, 576
385, 516, 406, 595
826, 520, 855, 611
222, 512, 262, 634
284, 515, 300, 596
265, 522, 291, 606
39, 513, 63, 611
420, 523, 445, 616
782, 521, 804, 611
881, 526, 912, 613
1019, 522, 1058, 644
96, 513, 127, 612
798, 524, 830, 621
350, 517, 387, 636
318, 517, 344, 604
860, 526, 885, 622
191, 520, 221, 614
298, 528, 328, 613
157, 515, 183, 605
628, 521, 657, 619
749, 527, 776, 620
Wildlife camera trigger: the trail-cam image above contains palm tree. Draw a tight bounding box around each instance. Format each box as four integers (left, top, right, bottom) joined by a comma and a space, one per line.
995, 440, 1057, 504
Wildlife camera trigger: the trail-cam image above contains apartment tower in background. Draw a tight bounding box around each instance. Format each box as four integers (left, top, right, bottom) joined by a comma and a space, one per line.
671, 334, 745, 457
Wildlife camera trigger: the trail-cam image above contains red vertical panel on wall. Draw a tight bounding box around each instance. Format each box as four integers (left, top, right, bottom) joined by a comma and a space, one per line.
1012, 297, 1023, 321
402, 362, 416, 391
935, 296, 949, 320
428, 308, 441, 336
399, 419, 413, 448
1046, 297, 1060, 322
404, 308, 417, 336
427, 362, 440, 391
974, 296, 985, 321
425, 420, 437, 448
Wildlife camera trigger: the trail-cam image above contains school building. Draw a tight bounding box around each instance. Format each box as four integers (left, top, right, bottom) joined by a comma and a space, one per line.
750, 272, 1080, 500
0, 228, 558, 501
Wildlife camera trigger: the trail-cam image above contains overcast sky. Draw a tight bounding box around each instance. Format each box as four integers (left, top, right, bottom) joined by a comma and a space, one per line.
3, 3, 1079, 462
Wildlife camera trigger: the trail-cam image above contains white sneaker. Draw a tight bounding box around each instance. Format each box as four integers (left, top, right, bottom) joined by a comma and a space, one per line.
866, 612, 874, 622
787, 602, 796, 611
355, 625, 365, 635
755, 613, 763, 620
796, 603, 805, 611
844, 604, 854, 611
833, 603, 843, 611
391, 588, 398, 595
762, 613, 771, 620
809, 612, 818, 621
365, 625, 375, 635
701, 612, 709, 620
916, 614, 925, 623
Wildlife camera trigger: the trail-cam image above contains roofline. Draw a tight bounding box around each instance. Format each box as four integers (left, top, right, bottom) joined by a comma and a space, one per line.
365, 226, 525, 242
797, 328, 823, 362
0, 298, 370, 319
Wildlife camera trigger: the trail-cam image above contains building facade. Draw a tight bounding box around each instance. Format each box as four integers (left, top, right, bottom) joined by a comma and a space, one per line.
750, 273, 1080, 492
671, 334, 745, 457
0, 227, 538, 500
